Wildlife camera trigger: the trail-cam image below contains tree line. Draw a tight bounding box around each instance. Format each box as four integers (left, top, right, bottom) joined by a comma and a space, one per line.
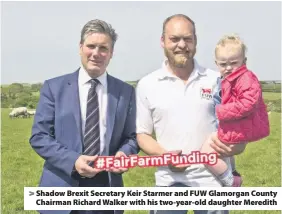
1, 83, 42, 109
1, 81, 280, 109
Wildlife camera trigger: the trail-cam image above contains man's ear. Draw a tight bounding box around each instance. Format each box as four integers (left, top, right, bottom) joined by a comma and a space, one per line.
244, 57, 247, 64
161, 36, 165, 48
110, 49, 114, 59
215, 60, 218, 66
79, 43, 83, 56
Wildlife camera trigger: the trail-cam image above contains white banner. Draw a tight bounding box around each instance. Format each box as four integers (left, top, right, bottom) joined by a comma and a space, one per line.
24, 187, 282, 210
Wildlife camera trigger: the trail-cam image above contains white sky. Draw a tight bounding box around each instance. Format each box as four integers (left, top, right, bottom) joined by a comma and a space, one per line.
1, 1, 281, 84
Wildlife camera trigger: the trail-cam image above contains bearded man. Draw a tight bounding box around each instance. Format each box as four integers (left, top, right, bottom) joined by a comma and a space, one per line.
135, 14, 240, 214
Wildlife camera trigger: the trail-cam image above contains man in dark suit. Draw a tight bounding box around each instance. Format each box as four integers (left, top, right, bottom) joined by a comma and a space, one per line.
29, 19, 139, 214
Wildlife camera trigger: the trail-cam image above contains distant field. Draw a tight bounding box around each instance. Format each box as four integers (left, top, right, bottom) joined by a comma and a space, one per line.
263, 92, 281, 100
261, 83, 281, 93
1, 93, 281, 214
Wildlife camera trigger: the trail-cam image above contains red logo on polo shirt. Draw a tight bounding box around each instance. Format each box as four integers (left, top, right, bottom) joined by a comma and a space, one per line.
200, 88, 213, 100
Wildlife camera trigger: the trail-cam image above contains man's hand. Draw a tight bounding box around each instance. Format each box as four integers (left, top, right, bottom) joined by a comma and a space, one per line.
75, 155, 103, 178
210, 132, 247, 157
107, 151, 129, 174
167, 150, 191, 172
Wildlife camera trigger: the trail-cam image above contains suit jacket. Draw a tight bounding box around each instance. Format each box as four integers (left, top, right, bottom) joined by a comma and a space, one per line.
29, 70, 139, 214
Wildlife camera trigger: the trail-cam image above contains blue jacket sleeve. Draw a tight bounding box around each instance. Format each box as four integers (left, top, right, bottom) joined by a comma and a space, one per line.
118, 87, 140, 156
29, 81, 81, 177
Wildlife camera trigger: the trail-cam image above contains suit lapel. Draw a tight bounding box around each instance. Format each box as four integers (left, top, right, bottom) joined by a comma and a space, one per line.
66, 72, 121, 153
67, 69, 83, 143
106, 75, 121, 148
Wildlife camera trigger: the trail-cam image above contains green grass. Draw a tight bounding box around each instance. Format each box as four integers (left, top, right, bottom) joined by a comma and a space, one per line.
261, 83, 281, 93
1, 110, 44, 214
1, 92, 281, 214
263, 92, 281, 101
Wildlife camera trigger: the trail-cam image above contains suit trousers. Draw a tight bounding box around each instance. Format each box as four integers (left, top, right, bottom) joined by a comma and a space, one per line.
70, 171, 114, 214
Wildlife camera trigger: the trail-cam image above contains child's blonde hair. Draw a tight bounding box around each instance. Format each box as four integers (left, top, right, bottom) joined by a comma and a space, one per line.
215, 34, 247, 58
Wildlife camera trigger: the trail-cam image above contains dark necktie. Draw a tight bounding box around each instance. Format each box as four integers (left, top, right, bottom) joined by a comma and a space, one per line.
83, 79, 100, 156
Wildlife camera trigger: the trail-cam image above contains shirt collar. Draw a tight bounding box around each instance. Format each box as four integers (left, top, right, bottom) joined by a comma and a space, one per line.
78, 65, 107, 87
157, 59, 208, 80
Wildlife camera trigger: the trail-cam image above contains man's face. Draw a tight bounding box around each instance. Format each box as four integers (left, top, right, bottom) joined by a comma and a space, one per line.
161, 18, 197, 68
80, 33, 113, 77
215, 44, 246, 77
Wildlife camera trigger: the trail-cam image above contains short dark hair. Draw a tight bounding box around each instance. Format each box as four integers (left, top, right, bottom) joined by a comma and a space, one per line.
162, 14, 196, 37
80, 19, 118, 48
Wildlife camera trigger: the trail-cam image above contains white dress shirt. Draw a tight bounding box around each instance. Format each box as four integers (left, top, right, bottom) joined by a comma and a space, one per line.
78, 66, 108, 154
136, 59, 223, 187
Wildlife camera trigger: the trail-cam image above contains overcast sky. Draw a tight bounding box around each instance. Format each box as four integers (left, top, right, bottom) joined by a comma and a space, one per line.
1, 1, 281, 84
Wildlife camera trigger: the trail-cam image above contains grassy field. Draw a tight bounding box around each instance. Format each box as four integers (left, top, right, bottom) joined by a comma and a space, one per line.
263, 92, 280, 101
1, 92, 281, 214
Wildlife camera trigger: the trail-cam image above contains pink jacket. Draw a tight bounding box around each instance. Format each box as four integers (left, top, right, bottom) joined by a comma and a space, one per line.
216, 65, 270, 144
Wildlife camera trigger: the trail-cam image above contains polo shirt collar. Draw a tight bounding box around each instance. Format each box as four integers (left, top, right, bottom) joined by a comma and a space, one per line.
157, 59, 208, 80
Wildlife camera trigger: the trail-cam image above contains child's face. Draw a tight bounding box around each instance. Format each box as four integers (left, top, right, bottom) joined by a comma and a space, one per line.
215, 44, 246, 77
